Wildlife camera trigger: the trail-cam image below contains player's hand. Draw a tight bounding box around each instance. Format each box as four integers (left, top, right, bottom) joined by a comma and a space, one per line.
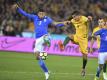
12, 4, 19, 10
88, 16, 93, 21
64, 21, 71, 25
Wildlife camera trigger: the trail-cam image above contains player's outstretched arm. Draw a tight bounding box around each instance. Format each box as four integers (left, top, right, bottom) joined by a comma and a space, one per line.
52, 21, 71, 27
12, 4, 35, 19
53, 22, 65, 27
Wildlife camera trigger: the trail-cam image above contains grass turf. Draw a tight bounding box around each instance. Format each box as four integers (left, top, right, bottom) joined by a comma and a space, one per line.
0, 51, 102, 80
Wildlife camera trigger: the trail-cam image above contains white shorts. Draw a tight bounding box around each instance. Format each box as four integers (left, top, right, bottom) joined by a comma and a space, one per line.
33, 34, 50, 53
98, 52, 107, 64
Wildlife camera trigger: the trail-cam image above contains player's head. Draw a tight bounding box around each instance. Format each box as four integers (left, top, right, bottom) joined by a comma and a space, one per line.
72, 11, 81, 21
37, 8, 46, 19
98, 18, 105, 28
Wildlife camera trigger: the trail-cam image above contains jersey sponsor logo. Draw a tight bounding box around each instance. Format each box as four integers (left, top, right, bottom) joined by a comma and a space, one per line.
44, 19, 46, 22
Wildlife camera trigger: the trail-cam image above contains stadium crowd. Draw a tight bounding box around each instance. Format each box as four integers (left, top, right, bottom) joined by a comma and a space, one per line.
0, 0, 107, 36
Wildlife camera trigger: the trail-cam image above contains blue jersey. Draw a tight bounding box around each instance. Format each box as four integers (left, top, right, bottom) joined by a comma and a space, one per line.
17, 8, 53, 38
94, 28, 107, 52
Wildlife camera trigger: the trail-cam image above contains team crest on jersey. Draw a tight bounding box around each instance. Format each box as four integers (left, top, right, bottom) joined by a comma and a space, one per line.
44, 19, 47, 22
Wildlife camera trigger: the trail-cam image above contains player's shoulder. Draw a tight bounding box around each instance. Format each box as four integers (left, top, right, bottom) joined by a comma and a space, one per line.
44, 16, 52, 20
95, 28, 106, 34
44, 16, 50, 19
43, 16, 53, 23
93, 26, 100, 33
100, 28, 107, 31
81, 16, 87, 18
102, 28, 107, 32
32, 14, 39, 19
81, 16, 88, 22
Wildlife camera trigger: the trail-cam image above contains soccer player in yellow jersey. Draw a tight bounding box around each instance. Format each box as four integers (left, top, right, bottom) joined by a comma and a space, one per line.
90, 18, 107, 80
58, 11, 92, 76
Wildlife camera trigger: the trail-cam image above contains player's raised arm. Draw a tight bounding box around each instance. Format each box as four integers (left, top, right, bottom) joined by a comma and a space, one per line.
12, 4, 35, 20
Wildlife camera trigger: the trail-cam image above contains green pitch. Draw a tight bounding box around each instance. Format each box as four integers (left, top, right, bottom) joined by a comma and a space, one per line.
0, 51, 102, 80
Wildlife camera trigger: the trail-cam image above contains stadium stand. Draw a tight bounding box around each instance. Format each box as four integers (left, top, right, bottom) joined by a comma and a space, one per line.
0, 0, 107, 36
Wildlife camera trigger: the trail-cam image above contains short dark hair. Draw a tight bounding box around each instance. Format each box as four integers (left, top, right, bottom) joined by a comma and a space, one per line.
98, 16, 105, 19
67, 16, 73, 20
38, 7, 45, 12
72, 11, 81, 16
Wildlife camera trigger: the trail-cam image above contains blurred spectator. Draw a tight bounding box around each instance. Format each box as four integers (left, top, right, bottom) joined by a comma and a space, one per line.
0, 0, 107, 35
13, 20, 24, 37
2, 23, 16, 36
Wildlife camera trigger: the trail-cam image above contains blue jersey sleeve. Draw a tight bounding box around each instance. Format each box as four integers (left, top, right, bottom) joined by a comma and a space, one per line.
56, 23, 64, 27
47, 17, 64, 27
17, 8, 37, 20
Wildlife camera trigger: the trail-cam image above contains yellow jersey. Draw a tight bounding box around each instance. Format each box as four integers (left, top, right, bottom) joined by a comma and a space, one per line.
92, 27, 100, 48
71, 16, 88, 38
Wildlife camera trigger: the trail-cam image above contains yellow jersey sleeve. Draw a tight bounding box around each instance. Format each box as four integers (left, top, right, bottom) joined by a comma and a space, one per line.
92, 27, 100, 36
81, 16, 88, 23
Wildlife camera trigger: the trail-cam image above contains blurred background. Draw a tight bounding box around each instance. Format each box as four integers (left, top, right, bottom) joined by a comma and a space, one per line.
0, 0, 107, 37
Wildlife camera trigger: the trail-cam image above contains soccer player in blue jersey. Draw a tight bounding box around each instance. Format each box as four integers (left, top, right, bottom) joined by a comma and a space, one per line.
12, 4, 66, 80
90, 24, 107, 80
90, 18, 107, 80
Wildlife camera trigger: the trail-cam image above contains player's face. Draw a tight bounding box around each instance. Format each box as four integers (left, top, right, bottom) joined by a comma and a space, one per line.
98, 19, 105, 28
72, 15, 80, 21
38, 12, 46, 19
